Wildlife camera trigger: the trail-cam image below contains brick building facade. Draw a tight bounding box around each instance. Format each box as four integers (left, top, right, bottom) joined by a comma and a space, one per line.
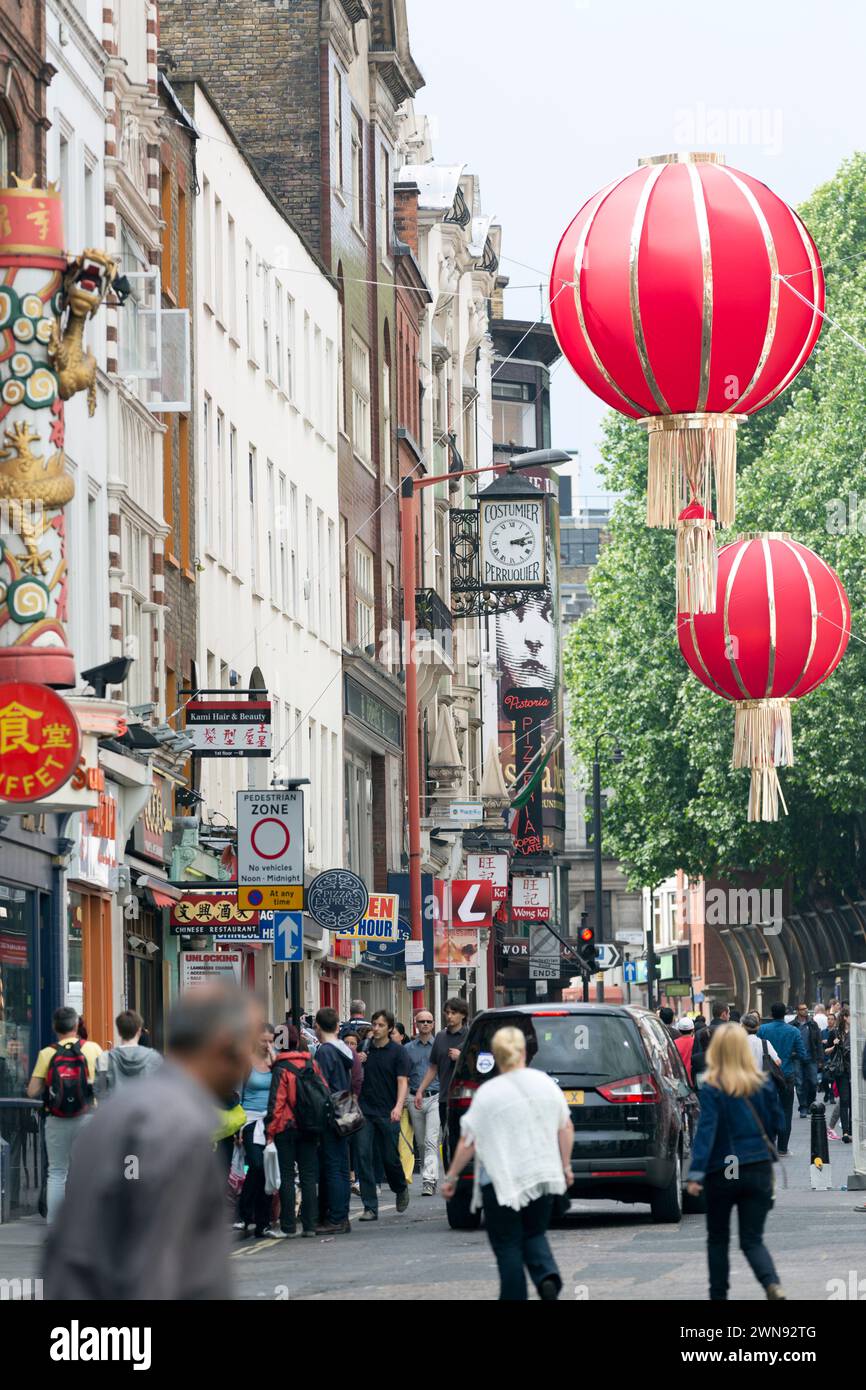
0, 0, 53, 185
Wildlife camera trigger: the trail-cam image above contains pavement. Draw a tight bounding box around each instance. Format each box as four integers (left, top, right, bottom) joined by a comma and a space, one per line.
1, 1114, 863, 1301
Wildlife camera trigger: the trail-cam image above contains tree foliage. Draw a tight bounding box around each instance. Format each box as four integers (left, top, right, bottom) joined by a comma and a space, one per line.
564, 154, 866, 897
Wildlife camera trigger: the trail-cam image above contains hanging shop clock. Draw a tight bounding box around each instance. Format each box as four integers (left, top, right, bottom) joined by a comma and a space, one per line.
479, 481, 546, 590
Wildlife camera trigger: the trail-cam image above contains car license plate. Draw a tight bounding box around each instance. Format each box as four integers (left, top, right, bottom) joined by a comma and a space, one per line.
563, 1089, 585, 1105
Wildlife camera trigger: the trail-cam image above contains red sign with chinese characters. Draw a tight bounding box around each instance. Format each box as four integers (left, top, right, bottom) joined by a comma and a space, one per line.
511, 875, 551, 922
169, 891, 260, 933
0, 681, 81, 802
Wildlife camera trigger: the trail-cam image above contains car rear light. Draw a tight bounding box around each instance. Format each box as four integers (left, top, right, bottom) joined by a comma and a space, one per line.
450, 1081, 479, 1109
591, 1169, 646, 1177
531, 1010, 570, 1017
596, 1073, 660, 1104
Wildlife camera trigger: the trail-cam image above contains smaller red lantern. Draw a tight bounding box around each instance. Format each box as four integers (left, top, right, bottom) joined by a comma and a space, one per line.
677, 535, 850, 820
0, 680, 81, 803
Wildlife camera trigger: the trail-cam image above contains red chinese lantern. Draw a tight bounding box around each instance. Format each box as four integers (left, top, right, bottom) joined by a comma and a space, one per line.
550, 153, 824, 610
677, 536, 849, 820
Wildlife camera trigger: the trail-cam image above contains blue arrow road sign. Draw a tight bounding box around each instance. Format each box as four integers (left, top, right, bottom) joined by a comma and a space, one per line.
273, 911, 303, 963
623, 959, 637, 983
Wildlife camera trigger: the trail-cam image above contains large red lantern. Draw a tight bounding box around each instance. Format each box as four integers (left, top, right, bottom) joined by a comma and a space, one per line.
677, 535, 849, 820
550, 153, 824, 610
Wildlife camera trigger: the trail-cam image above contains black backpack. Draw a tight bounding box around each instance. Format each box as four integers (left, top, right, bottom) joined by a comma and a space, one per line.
44, 1042, 92, 1118
284, 1056, 333, 1135
759, 1037, 790, 1096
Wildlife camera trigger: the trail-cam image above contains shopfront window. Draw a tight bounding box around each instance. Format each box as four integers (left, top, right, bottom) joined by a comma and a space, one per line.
0, 884, 35, 1098
67, 893, 84, 1018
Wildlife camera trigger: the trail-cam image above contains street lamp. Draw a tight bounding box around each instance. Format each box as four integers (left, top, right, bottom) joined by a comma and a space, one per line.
591, 733, 622, 1004
400, 448, 571, 1008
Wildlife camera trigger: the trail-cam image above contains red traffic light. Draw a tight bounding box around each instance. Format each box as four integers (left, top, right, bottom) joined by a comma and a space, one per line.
579, 926, 594, 943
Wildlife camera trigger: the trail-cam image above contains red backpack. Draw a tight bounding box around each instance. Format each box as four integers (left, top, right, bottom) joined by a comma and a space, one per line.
44, 1042, 92, 1118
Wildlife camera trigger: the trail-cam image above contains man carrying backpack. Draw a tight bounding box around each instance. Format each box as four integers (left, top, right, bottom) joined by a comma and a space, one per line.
94, 1009, 162, 1100
27, 1006, 102, 1222
265, 1026, 330, 1237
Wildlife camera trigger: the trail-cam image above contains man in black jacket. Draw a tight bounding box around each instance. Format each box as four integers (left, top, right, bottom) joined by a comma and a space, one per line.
793, 1003, 823, 1116
313, 1007, 353, 1234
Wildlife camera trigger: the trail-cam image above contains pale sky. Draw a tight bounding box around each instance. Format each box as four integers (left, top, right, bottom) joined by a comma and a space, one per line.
406, 0, 865, 504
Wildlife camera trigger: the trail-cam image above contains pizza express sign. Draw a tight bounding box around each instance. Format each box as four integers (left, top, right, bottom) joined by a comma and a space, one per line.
480, 497, 545, 590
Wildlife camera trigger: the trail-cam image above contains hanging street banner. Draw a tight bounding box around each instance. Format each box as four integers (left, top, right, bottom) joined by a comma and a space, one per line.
170, 890, 260, 936
451, 878, 494, 929
237, 788, 304, 911
467, 852, 509, 901
186, 700, 271, 757
336, 892, 399, 941
512, 874, 552, 922
306, 869, 369, 931
0, 682, 81, 802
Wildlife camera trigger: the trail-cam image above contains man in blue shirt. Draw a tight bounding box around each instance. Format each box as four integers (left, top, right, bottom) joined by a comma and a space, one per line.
758, 1003, 808, 1154
404, 1010, 440, 1195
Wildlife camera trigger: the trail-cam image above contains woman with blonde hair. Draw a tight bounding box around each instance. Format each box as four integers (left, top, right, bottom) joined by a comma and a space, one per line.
440, 1025, 573, 1301
686, 1023, 785, 1301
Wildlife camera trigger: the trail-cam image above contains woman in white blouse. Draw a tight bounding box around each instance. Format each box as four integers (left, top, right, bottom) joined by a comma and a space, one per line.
441, 1026, 574, 1301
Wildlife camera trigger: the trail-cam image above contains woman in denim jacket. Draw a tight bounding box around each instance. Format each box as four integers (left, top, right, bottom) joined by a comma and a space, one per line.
686, 1023, 785, 1301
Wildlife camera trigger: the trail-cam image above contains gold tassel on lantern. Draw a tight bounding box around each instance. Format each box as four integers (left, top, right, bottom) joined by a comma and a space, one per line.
643, 413, 740, 529
676, 502, 717, 614
732, 698, 793, 822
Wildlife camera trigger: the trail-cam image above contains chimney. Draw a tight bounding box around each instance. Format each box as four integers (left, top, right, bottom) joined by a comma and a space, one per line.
490, 273, 509, 320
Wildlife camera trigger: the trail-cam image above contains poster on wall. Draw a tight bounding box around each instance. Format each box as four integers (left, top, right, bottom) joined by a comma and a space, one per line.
180, 951, 243, 988
496, 519, 565, 858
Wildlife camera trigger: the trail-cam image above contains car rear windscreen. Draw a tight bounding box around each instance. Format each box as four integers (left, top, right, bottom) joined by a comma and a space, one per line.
458, 1013, 645, 1085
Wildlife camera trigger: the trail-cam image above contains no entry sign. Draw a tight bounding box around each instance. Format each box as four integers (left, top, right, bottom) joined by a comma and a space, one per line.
237, 789, 304, 910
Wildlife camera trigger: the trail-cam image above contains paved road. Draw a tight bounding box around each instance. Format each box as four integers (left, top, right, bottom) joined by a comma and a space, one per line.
1, 1114, 862, 1301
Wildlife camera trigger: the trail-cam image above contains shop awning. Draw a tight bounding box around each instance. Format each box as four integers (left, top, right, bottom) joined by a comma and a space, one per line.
135, 874, 181, 909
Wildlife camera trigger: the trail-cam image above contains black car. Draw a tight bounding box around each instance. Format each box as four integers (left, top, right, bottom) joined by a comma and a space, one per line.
445, 1003, 701, 1230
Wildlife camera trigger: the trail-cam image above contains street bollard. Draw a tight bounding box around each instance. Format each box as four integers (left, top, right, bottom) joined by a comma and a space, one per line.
810, 1101, 831, 1190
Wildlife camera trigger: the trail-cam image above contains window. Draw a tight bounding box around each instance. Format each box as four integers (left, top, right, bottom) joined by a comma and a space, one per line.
0, 113, 12, 185
354, 541, 375, 649
328, 520, 337, 644
228, 425, 238, 572
306, 497, 316, 630
203, 394, 212, 550
162, 424, 174, 559
285, 294, 295, 401
120, 514, 154, 708
83, 154, 98, 249
248, 447, 259, 589
201, 178, 211, 307
290, 483, 299, 616
215, 409, 225, 558
379, 145, 390, 256
325, 338, 334, 439
227, 215, 237, 337
492, 379, 536, 450
262, 269, 271, 377
59, 131, 72, 238
278, 473, 288, 610
337, 276, 346, 432
385, 561, 396, 671
340, 517, 348, 645
317, 509, 326, 636
177, 185, 188, 308
351, 111, 365, 231
244, 240, 254, 358
344, 754, 373, 883
275, 282, 284, 390
160, 167, 173, 295
333, 67, 344, 189
303, 312, 312, 420
351, 332, 371, 464
213, 194, 223, 321
266, 461, 276, 600
178, 415, 190, 571
382, 325, 393, 483
314, 324, 323, 429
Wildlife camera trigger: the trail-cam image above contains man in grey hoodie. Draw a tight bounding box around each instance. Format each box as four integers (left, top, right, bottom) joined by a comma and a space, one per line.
94, 1010, 162, 1100
44, 983, 257, 1299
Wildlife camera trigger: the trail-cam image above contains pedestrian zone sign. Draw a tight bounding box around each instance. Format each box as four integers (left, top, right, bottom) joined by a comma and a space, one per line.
237, 788, 304, 910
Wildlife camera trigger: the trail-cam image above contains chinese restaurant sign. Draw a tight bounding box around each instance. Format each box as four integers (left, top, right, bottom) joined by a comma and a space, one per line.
169, 891, 260, 936
185, 700, 271, 757
511, 875, 551, 922
0, 682, 80, 801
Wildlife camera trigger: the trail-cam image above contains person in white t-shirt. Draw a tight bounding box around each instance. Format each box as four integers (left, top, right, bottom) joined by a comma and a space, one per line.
441, 1026, 573, 1301
741, 1012, 781, 1072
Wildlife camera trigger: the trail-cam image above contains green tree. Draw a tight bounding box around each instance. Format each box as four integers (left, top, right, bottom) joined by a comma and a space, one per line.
564, 153, 866, 897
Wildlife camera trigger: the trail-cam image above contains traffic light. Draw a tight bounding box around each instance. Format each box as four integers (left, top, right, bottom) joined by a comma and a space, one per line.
578, 922, 599, 974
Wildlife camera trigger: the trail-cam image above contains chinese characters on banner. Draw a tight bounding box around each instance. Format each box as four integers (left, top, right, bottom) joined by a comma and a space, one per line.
0, 682, 81, 801
169, 891, 261, 937
185, 700, 271, 757
512, 875, 551, 922
466, 853, 508, 901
